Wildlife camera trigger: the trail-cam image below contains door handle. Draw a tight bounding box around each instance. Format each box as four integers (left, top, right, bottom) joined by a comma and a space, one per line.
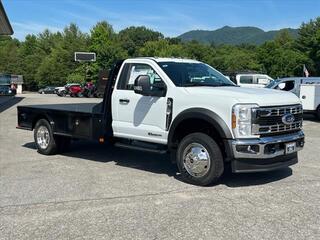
119, 99, 130, 104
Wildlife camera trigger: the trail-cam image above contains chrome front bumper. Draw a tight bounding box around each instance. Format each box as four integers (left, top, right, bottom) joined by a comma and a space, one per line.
231, 131, 305, 159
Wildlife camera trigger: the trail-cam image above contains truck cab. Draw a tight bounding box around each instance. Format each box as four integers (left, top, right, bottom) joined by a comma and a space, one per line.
266, 77, 320, 97
17, 57, 305, 186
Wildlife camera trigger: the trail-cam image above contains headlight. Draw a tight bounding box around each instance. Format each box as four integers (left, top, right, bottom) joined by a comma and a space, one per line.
232, 104, 258, 138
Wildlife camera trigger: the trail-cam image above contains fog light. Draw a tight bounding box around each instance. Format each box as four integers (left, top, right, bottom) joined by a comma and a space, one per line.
236, 145, 259, 154
297, 140, 304, 147
265, 144, 276, 154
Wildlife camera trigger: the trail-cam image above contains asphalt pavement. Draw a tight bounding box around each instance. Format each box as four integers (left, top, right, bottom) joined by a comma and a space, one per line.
0, 94, 319, 240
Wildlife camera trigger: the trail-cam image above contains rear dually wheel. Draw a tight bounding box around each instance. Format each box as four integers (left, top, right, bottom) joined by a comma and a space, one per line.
34, 119, 58, 155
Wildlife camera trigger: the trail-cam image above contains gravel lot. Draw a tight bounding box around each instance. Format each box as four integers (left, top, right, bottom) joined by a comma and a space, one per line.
0, 94, 319, 240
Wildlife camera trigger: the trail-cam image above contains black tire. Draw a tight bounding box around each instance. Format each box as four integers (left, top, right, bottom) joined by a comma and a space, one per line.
176, 133, 224, 186
59, 90, 66, 97
34, 119, 58, 155
316, 105, 320, 120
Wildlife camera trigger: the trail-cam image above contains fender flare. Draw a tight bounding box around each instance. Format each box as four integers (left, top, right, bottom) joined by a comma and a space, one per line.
168, 108, 233, 148
32, 113, 55, 130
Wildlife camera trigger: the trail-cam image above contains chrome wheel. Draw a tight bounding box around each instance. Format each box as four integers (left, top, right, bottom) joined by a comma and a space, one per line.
182, 143, 211, 177
36, 126, 50, 149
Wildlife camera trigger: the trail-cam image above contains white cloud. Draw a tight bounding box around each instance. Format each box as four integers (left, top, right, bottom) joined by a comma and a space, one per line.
12, 21, 62, 40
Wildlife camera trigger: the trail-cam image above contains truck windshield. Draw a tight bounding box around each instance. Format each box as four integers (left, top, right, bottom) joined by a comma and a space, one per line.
265, 79, 281, 88
158, 62, 235, 87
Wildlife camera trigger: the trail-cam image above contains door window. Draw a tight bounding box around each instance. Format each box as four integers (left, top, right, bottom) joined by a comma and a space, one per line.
257, 78, 269, 85
277, 80, 295, 91
239, 76, 253, 84
117, 63, 162, 90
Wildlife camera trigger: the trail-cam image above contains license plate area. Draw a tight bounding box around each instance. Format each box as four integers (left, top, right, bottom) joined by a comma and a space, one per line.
285, 142, 296, 154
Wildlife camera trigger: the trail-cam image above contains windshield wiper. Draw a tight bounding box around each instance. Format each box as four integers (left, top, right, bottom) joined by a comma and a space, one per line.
219, 83, 238, 87
183, 83, 212, 87
183, 83, 236, 87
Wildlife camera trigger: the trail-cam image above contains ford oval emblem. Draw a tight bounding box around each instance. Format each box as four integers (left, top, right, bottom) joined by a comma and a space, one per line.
282, 113, 295, 125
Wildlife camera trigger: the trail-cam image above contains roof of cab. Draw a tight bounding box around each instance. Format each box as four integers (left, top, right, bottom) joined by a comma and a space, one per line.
278, 77, 320, 81
127, 57, 201, 63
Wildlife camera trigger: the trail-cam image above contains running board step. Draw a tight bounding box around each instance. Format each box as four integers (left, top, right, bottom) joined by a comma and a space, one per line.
114, 142, 167, 154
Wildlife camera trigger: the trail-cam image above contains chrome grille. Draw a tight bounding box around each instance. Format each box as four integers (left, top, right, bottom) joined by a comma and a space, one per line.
255, 105, 303, 117
252, 105, 303, 135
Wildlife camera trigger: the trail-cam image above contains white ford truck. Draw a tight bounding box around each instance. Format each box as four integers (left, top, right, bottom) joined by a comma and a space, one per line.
17, 58, 305, 185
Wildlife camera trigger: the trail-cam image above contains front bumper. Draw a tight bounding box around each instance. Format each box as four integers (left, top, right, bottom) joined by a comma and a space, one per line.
228, 131, 304, 173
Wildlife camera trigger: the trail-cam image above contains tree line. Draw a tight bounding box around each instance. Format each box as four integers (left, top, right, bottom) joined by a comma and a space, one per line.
0, 17, 319, 90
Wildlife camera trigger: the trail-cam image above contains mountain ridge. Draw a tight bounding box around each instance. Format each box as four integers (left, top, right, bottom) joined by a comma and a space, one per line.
178, 26, 299, 45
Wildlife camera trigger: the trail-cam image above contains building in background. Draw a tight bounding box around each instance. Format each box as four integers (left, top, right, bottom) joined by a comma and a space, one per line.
0, 1, 22, 93
0, 74, 23, 94
0, 0, 13, 35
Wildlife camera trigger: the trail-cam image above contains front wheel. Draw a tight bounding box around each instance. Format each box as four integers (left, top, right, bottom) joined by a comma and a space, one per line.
176, 133, 224, 186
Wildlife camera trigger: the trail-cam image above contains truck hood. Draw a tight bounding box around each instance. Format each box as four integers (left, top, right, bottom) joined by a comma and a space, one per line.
183, 86, 300, 106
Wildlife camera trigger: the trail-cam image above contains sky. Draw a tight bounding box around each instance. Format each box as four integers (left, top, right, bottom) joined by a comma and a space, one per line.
3, 0, 320, 40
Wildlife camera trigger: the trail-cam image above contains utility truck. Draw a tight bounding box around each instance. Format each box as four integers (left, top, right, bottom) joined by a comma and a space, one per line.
266, 77, 320, 96
17, 58, 305, 186
266, 77, 320, 119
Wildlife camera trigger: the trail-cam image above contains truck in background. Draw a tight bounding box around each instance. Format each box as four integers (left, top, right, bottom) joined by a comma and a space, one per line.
224, 72, 273, 88
266, 77, 320, 119
266, 77, 320, 96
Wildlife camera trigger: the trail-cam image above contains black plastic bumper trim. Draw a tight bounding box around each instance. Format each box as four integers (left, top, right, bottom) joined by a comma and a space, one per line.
231, 153, 298, 173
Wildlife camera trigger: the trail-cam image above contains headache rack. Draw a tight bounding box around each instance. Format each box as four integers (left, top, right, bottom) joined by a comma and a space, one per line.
252, 105, 303, 136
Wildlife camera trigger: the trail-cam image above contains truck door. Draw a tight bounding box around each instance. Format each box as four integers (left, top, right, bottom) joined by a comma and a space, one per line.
112, 62, 168, 144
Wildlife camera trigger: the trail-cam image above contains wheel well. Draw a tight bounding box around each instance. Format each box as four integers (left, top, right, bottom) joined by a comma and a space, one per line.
170, 118, 226, 158
32, 115, 49, 130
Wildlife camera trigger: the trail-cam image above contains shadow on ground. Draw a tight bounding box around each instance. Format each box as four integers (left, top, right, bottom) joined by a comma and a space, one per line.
303, 113, 319, 122
23, 140, 293, 187
0, 96, 24, 113
219, 167, 292, 188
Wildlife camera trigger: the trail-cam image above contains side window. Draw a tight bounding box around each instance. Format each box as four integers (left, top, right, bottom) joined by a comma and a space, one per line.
257, 78, 269, 85
278, 80, 295, 91
117, 63, 130, 90
117, 63, 162, 90
239, 76, 253, 84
